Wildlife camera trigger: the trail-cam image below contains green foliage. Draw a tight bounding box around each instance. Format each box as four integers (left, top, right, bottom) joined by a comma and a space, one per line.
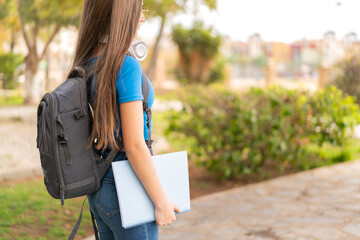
0, 0, 19, 50
144, 0, 184, 19
208, 55, 227, 84
0, 52, 24, 89
172, 21, 221, 61
144, 0, 217, 19
307, 86, 360, 146
0, 0, 18, 28
200, 0, 217, 9
0, 0, 13, 20
166, 85, 360, 180
172, 21, 223, 84
304, 141, 360, 169
333, 55, 360, 103
18, 0, 82, 28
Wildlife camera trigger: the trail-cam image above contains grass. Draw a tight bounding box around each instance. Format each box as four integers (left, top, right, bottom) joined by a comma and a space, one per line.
302, 140, 360, 170
0, 178, 94, 240
0, 95, 24, 107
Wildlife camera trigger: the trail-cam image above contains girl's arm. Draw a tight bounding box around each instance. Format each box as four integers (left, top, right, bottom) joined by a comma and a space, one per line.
119, 100, 168, 208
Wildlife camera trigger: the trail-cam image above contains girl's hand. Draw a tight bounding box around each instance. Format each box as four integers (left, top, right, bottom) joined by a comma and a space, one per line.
155, 201, 182, 226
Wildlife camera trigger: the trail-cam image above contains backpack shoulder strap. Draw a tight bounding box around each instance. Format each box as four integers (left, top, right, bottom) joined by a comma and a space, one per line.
67, 196, 100, 240
85, 62, 96, 109
141, 71, 153, 155
142, 71, 150, 104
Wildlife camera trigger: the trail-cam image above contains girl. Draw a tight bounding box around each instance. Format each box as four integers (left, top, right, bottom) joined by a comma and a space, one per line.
68, 0, 181, 239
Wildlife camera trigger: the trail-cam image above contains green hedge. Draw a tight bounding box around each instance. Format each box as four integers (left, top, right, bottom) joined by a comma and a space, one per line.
165, 85, 360, 180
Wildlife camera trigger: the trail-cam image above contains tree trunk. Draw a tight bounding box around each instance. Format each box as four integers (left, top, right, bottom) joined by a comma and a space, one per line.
45, 52, 50, 91
179, 47, 213, 84
146, 17, 166, 82
10, 31, 16, 52
23, 50, 40, 104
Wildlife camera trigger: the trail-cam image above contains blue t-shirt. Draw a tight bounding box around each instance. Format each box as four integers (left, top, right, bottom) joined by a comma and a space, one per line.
90, 55, 155, 149
116, 55, 155, 141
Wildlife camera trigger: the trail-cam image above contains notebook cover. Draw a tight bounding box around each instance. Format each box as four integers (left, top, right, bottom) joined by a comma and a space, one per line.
111, 151, 191, 229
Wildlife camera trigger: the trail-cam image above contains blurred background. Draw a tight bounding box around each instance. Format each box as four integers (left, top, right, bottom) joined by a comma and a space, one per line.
1, 0, 360, 239
2, 0, 360, 102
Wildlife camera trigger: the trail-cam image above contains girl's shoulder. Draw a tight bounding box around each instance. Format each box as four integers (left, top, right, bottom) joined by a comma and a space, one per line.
116, 55, 143, 98
121, 55, 142, 73
117, 55, 143, 86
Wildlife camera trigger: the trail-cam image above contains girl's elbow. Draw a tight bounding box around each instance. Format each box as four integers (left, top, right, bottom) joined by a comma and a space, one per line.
123, 138, 145, 153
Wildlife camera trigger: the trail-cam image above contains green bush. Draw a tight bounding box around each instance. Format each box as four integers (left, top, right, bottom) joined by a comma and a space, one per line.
0, 53, 24, 89
333, 55, 360, 103
166, 85, 360, 180
208, 55, 227, 84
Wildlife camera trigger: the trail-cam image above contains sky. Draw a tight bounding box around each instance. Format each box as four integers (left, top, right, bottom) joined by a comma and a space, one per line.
138, 0, 360, 44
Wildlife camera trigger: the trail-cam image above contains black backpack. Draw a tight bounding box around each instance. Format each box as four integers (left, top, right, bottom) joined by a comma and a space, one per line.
36, 59, 153, 239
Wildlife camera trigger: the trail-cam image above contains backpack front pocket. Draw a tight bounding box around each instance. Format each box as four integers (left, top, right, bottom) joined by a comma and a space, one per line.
57, 108, 98, 198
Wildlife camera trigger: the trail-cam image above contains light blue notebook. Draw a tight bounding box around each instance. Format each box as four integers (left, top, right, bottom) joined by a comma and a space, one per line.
111, 151, 191, 229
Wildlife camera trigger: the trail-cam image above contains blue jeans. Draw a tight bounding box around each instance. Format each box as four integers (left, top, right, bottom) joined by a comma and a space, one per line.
88, 151, 159, 240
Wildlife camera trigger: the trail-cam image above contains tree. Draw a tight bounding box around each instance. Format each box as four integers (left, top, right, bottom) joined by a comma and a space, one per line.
0, 0, 19, 52
17, 0, 82, 104
333, 56, 360, 103
172, 21, 222, 84
143, 0, 217, 81
0, 0, 23, 90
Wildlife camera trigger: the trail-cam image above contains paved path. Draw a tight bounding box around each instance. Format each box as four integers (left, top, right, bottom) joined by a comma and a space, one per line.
0, 104, 171, 181
158, 160, 360, 240
83, 160, 360, 240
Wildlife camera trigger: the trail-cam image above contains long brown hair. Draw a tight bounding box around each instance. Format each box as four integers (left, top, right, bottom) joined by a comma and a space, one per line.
69, 0, 142, 150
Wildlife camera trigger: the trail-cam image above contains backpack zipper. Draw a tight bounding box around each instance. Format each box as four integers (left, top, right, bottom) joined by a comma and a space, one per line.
56, 116, 72, 165
50, 93, 66, 205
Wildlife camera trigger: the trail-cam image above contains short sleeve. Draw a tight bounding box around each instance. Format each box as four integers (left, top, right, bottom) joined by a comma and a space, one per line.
116, 55, 144, 104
